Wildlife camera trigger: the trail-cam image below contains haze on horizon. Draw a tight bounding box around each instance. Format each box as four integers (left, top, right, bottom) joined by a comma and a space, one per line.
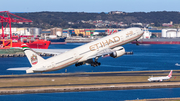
1, 0, 180, 13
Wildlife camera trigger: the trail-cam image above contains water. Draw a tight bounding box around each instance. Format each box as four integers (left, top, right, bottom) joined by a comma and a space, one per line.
149, 30, 161, 33
1, 43, 180, 75
0, 43, 180, 100
0, 88, 180, 101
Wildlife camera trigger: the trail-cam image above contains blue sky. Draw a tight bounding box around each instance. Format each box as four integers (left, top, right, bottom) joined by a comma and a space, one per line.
1, 0, 180, 13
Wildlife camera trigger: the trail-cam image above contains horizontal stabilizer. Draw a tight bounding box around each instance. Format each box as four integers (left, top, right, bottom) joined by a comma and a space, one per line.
7, 67, 30, 71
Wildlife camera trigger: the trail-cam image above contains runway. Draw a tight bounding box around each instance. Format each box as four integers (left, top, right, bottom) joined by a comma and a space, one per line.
1, 70, 180, 78
0, 70, 180, 95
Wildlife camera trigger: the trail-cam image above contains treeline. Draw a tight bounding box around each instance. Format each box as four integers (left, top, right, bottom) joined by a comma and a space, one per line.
9, 11, 180, 29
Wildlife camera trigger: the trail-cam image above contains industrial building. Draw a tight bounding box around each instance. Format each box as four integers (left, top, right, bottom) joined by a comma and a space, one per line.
0, 27, 42, 37
162, 28, 180, 38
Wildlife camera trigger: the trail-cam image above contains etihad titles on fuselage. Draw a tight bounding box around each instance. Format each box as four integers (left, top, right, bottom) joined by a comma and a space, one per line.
89, 36, 120, 51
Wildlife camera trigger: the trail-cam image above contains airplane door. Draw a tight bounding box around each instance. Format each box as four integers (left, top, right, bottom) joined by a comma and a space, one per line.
74, 51, 79, 59
121, 36, 124, 42
74, 53, 77, 59
51, 62, 55, 68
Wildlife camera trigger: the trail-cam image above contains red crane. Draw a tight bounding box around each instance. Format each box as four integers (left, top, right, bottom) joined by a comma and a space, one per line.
0, 11, 32, 39
0, 11, 50, 49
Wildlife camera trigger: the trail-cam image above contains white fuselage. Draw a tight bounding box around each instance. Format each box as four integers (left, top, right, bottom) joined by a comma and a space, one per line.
27, 27, 143, 73
148, 76, 170, 82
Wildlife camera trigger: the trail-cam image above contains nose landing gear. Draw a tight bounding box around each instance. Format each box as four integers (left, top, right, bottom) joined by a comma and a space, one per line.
136, 40, 139, 45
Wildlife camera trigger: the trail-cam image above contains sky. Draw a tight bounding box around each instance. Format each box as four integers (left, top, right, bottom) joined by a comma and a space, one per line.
1, 0, 180, 13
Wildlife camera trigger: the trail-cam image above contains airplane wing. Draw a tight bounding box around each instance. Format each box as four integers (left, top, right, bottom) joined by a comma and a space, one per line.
87, 48, 114, 59
76, 46, 125, 67
11, 47, 71, 55
33, 49, 71, 55
87, 46, 125, 60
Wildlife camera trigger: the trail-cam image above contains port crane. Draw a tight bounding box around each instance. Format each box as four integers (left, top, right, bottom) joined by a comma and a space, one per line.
0, 11, 32, 48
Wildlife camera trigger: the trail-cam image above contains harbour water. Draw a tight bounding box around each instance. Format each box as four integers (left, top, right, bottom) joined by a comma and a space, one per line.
1, 43, 180, 75
0, 43, 180, 100
1, 88, 180, 101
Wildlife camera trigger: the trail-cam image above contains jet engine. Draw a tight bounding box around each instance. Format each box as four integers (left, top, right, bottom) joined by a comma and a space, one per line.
110, 46, 125, 58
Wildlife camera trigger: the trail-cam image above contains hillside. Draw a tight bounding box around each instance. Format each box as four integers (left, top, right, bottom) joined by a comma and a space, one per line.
7, 11, 180, 29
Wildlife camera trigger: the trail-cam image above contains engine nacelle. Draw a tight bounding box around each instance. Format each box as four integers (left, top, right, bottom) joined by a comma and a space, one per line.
110, 46, 125, 58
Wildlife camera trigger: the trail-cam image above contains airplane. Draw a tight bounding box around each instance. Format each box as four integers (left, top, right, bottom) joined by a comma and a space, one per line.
147, 70, 173, 82
7, 27, 144, 73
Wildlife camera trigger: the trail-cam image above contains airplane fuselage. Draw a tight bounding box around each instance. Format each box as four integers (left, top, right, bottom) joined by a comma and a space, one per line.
148, 70, 173, 82
148, 76, 170, 82
26, 27, 143, 73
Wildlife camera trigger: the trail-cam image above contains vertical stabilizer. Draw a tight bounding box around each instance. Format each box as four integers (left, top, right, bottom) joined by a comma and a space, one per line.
168, 70, 173, 78
22, 44, 45, 66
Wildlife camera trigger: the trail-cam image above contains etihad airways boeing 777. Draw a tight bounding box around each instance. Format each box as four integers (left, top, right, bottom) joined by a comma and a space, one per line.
8, 27, 144, 73
148, 70, 173, 82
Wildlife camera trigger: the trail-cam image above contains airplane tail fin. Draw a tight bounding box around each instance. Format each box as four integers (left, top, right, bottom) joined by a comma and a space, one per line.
168, 70, 173, 78
22, 44, 45, 66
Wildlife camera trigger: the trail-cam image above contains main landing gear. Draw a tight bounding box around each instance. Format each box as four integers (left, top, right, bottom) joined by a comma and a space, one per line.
75, 57, 101, 67
75, 62, 83, 67
75, 61, 101, 67
91, 61, 101, 67
91, 57, 101, 67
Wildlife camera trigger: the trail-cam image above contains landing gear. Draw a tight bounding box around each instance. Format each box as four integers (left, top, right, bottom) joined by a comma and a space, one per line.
75, 57, 101, 67
136, 40, 139, 45
91, 61, 101, 67
91, 57, 101, 67
75, 61, 101, 67
75, 62, 83, 67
